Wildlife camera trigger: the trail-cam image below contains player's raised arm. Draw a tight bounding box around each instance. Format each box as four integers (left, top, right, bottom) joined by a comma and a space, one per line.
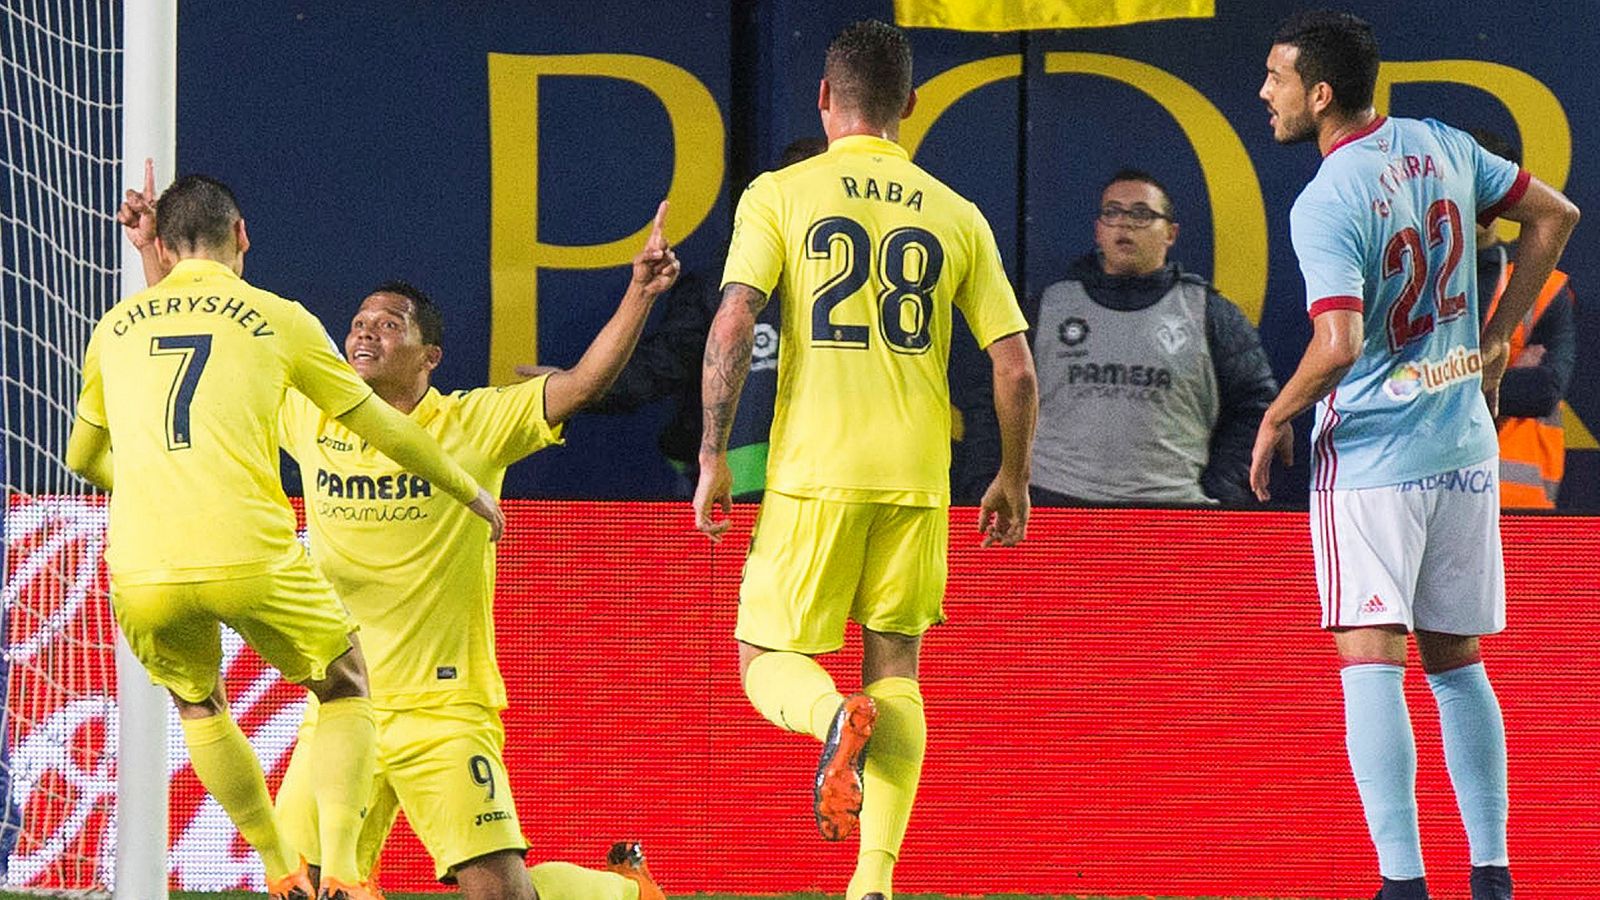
543, 200, 680, 424
694, 281, 768, 540
116, 157, 167, 287
978, 332, 1037, 547
1477, 176, 1579, 413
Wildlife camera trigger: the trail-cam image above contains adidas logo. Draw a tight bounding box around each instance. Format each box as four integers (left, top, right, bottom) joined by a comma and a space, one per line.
1360, 594, 1388, 614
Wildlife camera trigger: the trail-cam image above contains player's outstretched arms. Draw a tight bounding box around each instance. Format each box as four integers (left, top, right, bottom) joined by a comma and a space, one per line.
117, 157, 168, 288
1480, 177, 1579, 415
979, 332, 1037, 547
544, 201, 680, 425
335, 395, 505, 541
1249, 308, 1362, 501
64, 417, 114, 491
694, 281, 768, 541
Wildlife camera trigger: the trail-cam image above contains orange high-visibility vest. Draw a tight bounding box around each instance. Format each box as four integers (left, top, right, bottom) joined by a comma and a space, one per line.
1485, 262, 1571, 508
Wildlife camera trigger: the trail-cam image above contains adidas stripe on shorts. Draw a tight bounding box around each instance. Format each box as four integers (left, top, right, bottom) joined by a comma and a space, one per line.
1311, 458, 1505, 634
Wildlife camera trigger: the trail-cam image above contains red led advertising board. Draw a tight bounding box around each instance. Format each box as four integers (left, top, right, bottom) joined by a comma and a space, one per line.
6, 500, 1596, 897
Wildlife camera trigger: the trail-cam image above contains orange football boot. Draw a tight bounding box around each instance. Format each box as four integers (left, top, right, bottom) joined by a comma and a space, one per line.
317, 875, 384, 900
265, 858, 315, 900
814, 693, 877, 841
605, 841, 666, 900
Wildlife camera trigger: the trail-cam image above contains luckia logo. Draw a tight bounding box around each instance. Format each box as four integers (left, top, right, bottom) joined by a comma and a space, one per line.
1384, 346, 1481, 402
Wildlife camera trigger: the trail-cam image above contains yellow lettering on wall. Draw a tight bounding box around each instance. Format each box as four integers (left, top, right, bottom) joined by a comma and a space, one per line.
487, 53, 724, 383
1376, 61, 1571, 243
901, 55, 1023, 159
1044, 53, 1267, 324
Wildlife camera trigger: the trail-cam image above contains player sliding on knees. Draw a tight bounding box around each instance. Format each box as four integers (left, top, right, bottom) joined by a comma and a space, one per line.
119, 165, 676, 900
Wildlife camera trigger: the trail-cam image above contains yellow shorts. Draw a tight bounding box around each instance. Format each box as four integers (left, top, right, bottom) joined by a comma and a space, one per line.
276, 702, 528, 883
111, 550, 355, 703
736, 491, 948, 654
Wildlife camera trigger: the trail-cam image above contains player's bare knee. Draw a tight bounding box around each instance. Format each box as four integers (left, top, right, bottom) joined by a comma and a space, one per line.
1416, 631, 1482, 674
1331, 625, 1409, 666
737, 640, 772, 686
454, 849, 534, 900
171, 686, 227, 720
862, 627, 920, 684
304, 644, 369, 703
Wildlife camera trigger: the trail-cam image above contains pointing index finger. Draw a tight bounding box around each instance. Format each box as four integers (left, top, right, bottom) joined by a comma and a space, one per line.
142, 157, 155, 201
649, 200, 669, 249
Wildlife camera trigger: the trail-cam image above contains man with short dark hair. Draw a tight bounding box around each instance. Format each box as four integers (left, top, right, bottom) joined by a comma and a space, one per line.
1253, 11, 1579, 900
81, 170, 504, 900
1018, 167, 1276, 505
696, 19, 1037, 900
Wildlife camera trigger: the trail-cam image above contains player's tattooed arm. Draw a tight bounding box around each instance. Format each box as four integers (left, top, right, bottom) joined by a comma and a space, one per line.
694, 281, 767, 539
699, 282, 768, 457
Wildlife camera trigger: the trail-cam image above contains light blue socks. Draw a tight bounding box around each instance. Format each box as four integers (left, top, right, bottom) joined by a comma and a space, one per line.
1426, 662, 1509, 867
1342, 663, 1425, 879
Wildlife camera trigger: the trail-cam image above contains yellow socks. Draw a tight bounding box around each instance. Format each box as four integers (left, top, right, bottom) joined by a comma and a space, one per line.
311, 696, 377, 883
743, 651, 844, 739
271, 721, 319, 869
848, 676, 926, 900
744, 657, 925, 900
180, 712, 293, 879
528, 861, 637, 899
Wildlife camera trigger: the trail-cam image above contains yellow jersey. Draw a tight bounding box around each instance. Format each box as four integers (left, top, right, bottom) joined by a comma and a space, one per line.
722, 135, 1026, 507
278, 377, 563, 711
75, 259, 375, 584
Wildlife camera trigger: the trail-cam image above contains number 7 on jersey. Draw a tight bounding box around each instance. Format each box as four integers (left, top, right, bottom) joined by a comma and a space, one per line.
149, 334, 212, 450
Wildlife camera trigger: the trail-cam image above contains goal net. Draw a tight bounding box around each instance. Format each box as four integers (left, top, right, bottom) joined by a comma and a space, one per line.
1, 1, 170, 895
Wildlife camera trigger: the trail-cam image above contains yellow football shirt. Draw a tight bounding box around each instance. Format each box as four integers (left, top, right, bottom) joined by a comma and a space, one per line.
278, 376, 563, 710
75, 259, 375, 584
722, 135, 1026, 507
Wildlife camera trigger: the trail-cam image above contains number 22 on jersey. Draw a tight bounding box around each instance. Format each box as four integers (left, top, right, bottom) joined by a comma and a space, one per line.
1383, 198, 1467, 353
805, 216, 944, 354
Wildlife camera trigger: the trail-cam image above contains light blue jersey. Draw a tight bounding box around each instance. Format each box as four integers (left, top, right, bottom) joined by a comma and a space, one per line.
1291, 115, 1528, 490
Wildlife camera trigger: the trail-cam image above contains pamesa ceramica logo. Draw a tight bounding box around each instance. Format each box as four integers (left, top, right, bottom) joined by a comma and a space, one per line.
1384, 346, 1482, 401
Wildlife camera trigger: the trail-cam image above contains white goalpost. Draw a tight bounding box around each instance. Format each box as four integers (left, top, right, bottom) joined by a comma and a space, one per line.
115, 6, 175, 898
0, 0, 172, 896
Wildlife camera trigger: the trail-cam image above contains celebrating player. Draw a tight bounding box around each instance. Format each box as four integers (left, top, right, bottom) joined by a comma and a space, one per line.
1252, 12, 1578, 900
694, 19, 1038, 900
117, 177, 677, 900
73, 173, 504, 900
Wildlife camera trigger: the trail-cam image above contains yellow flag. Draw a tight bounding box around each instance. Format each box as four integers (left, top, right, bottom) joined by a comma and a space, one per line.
894, 0, 1214, 31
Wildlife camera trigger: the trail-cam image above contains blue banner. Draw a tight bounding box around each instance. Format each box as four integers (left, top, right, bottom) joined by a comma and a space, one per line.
177, 1, 1600, 505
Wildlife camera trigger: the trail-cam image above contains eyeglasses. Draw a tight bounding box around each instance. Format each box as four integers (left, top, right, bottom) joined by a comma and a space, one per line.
1098, 205, 1172, 228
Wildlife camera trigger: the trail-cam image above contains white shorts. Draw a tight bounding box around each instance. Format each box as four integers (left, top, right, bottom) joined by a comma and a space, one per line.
1311, 459, 1505, 634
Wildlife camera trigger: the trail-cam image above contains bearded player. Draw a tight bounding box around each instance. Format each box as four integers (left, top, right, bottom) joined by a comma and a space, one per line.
1252, 11, 1578, 900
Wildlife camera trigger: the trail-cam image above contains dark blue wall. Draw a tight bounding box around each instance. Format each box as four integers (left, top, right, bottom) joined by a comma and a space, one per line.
177, 1, 1600, 506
